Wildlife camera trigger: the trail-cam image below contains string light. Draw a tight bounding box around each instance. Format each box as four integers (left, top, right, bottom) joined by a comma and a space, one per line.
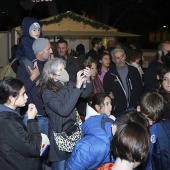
32, 0, 53, 2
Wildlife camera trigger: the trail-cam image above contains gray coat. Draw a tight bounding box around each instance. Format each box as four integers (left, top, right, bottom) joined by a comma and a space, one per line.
42, 81, 92, 162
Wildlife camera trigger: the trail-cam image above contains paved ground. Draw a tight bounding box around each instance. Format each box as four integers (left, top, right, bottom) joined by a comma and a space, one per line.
46, 165, 51, 170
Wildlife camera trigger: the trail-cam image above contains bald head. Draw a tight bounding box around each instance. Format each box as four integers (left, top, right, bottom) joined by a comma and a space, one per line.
107, 40, 116, 48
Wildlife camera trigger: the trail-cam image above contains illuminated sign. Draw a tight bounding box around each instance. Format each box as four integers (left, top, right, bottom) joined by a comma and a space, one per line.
32, 0, 53, 2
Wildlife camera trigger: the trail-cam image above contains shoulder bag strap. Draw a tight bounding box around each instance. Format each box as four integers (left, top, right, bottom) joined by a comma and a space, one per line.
10, 58, 17, 65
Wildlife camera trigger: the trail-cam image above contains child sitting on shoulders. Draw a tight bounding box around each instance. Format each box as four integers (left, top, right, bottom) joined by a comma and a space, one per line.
17, 17, 42, 71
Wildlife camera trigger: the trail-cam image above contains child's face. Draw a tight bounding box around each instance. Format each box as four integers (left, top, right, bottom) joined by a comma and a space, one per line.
162, 72, 170, 92
13, 86, 28, 107
90, 62, 97, 77
30, 28, 40, 39
135, 57, 141, 64
97, 96, 112, 116
100, 54, 110, 68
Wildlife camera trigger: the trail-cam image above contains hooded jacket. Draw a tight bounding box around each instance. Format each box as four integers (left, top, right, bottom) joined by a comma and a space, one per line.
85, 103, 100, 120
16, 17, 42, 62
66, 113, 114, 170
0, 104, 42, 170
85, 104, 115, 121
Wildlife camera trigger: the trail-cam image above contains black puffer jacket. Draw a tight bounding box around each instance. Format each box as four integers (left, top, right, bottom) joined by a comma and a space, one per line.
0, 104, 42, 170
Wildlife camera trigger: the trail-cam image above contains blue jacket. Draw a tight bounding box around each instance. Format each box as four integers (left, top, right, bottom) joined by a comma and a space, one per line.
142, 123, 158, 170
151, 120, 170, 170
16, 17, 42, 62
66, 114, 114, 170
141, 120, 170, 170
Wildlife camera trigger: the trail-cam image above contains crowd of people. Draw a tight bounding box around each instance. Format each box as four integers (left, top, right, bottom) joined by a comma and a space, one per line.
0, 16, 170, 170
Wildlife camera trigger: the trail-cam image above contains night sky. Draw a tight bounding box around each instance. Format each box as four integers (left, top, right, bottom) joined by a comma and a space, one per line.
0, 0, 170, 48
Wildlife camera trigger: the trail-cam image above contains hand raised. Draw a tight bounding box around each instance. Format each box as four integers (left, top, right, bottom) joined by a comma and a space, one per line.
28, 66, 40, 82
109, 92, 114, 99
27, 103, 38, 119
33, 61, 39, 69
76, 70, 84, 89
83, 67, 91, 82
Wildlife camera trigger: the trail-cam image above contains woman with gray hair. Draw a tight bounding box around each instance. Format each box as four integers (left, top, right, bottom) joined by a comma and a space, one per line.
39, 58, 92, 170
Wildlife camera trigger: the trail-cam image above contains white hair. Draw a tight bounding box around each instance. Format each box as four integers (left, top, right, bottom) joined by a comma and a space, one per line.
110, 48, 125, 60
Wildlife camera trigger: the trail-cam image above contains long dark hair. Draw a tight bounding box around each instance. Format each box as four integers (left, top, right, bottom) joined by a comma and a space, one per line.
89, 92, 110, 112
112, 121, 150, 163
0, 77, 23, 104
157, 66, 170, 106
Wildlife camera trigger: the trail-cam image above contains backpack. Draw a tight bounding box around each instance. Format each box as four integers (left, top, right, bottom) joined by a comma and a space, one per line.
0, 58, 17, 80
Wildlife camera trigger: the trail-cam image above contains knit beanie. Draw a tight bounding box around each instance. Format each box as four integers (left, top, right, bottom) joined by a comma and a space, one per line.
29, 22, 40, 33
32, 38, 49, 55
22, 17, 42, 36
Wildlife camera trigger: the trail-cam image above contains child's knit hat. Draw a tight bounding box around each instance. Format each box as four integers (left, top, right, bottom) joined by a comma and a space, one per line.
22, 17, 42, 36
29, 22, 40, 33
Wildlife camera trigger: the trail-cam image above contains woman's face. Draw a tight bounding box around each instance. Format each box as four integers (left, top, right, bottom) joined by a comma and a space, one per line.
100, 54, 110, 67
90, 62, 97, 77
135, 57, 141, 64
97, 96, 112, 116
14, 86, 28, 107
162, 72, 170, 92
53, 63, 65, 81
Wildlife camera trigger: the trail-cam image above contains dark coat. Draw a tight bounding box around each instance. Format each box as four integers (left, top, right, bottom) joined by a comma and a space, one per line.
0, 105, 41, 170
103, 64, 143, 117
16, 60, 47, 116
86, 49, 100, 68
144, 60, 163, 92
16, 36, 36, 62
42, 81, 92, 162
86, 48, 98, 62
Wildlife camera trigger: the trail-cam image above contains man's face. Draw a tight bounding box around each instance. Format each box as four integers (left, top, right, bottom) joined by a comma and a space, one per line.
97, 41, 103, 50
57, 43, 68, 58
113, 50, 126, 68
162, 43, 170, 55
40, 43, 53, 61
